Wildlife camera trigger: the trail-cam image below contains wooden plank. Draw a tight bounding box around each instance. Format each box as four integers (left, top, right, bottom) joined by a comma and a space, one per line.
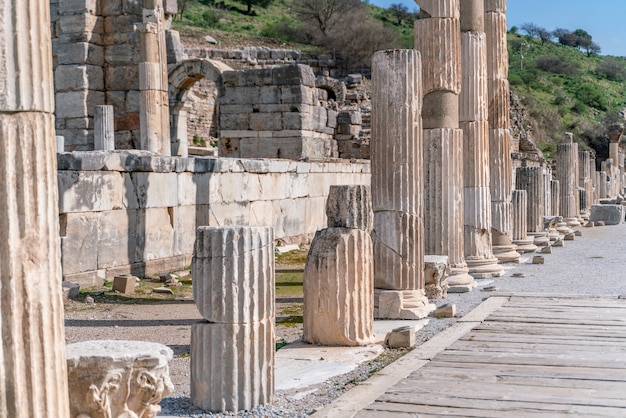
472, 322, 626, 337
457, 296, 510, 322
446, 339, 626, 354
407, 365, 626, 391
425, 361, 626, 382
432, 350, 626, 369
385, 377, 626, 405
485, 315, 626, 327
370, 392, 626, 416
461, 332, 626, 346
359, 402, 570, 418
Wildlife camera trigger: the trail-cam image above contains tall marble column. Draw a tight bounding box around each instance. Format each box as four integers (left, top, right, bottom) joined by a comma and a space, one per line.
485, 0, 520, 263
511, 190, 537, 253
551, 180, 560, 217
515, 167, 549, 246
415, 0, 476, 292
136, 0, 171, 155
460, 0, 503, 278
371, 50, 435, 318
556, 133, 580, 227
579, 150, 593, 214
0, 1, 70, 416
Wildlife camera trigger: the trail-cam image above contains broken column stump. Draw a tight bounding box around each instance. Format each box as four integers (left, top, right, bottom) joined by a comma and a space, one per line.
303, 185, 375, 346
191, 226, 275, 413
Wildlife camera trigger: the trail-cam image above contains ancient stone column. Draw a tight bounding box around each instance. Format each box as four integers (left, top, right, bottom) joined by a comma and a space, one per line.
371, 49, 436, 316
0, 1, 70, 416
136, 0, 171, 156
460, 0, 503, 278
600, 170, 609, 199
608, 123, 624, 164
556, 133, 580, 227
543, 167, 553, 217
511, 190, 537, 253
303, 185, 375, 344
485, 0, 520, 263
415, 0, 477, 292
579, 150, 593, 213
551, 180, 560, 217
515, 167, 548, 245
94, 105, 115, 151
191, 226, 274, 413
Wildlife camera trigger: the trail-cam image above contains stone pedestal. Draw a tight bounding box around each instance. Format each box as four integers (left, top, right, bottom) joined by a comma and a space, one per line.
424, 255, 449, 299
94, 105, 115, 151
460, 0, 503, 278
0, 1, 70, 416
190, 226, 274, 413
485, 0, 520, 264
66, 340, 174, 418
415, 2, 476, 292
371, 49, 436, 315
511, 190, 537, 253
557, 133, 581, 228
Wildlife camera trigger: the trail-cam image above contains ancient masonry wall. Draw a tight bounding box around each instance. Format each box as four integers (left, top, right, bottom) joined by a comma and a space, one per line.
57, 152, 370, 286
50, 0, 177, 151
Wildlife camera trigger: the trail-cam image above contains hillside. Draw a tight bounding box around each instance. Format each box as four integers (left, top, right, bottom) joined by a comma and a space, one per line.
173, 1, 626, 162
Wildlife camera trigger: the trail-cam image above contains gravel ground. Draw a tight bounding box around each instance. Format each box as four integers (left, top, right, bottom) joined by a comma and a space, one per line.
65, 223, 626, 417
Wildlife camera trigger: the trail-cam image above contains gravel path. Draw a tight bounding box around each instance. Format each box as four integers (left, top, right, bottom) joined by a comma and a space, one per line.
64, 223, 626, 417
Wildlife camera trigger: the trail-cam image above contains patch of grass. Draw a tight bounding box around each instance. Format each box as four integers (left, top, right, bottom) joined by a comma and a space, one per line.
275, 339, 289, 351
275, 248, 308, 266
276, 271, 303, 298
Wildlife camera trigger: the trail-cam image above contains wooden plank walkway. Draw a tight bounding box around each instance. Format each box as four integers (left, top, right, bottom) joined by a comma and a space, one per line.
357, 294, 626, 417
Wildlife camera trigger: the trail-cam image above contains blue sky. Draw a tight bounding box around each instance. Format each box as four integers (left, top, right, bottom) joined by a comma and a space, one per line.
367, 0, 626, 57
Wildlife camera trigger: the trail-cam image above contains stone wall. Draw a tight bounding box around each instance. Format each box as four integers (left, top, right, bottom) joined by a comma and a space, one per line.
51, 0, 177, 151
58, 152, 370, 286
185, 77, 219, 144
218, 65, 338, 160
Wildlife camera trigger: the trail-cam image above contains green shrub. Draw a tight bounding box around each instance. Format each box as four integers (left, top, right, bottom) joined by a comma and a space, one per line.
575, 84, 607, 110
509, 73, 524, 86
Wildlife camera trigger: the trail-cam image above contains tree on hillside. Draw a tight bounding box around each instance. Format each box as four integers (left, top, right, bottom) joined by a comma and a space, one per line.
238, 0, 272, 15
553, 28, 578, 47
389, 3, 409, 25
596, 57, 626, 81
294, 0, 362, 34
520, 23, 552, 44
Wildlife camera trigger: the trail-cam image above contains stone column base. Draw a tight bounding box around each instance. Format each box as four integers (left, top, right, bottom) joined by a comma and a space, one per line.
446, 265, 477, 293
529, 232, 550, 247
374, 289, 435, 320
492, 244, 521, 264
466, 257, 504, 279
512, 238, 538, 253
565, 217, 582, 228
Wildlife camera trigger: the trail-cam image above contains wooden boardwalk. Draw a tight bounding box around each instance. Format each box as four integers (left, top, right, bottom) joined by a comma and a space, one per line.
357, 294, 626, 417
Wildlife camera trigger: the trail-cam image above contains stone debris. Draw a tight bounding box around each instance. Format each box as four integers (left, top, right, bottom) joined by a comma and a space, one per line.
85, 296, 95, 304
112, 274, 137, 294
424, 255, 450, 299
532, 256, 545, 265
63, 282, 80, 301
153, 287, 174, 294
553, 240, 564, 248
590, 204, 625, 225
435, 303, 457, 318
384, 326, 416, 349
564, 233, 575, 241
540, 246, 553, 254
596, 221, 606, 226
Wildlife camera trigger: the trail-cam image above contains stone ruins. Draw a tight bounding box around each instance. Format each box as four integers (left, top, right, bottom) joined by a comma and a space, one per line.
2, 0, 626, 415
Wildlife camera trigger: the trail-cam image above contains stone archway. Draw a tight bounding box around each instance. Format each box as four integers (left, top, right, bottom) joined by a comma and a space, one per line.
315, 75, 347, 105
168, 59, 233, 156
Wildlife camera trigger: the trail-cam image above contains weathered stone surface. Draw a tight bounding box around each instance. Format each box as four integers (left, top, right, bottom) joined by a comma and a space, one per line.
416, 0, 460, 18
589, 204, 624, 225
435, 303, 457, 318
556, 135, 581, 229
459, 33, 487, 122
460, 0, 484, 31
516, 167, 546, 233
384, 326, 416, 349
112, 274, 137, 294
66, 340, 173, 418
532, 256, 544, 264
551, 180, 560, 217
191, 320, 274, 413
303, 228, 375, 346
375, 289, 435, 320
326, 185, 373, 232
192, 226, 274, 323
94, 105, 115, 150
372, 50, 432, 310
512, 190, 537, 253
414, 17, 461, 95
424, 255, 449, 299
484, 8, 508, 81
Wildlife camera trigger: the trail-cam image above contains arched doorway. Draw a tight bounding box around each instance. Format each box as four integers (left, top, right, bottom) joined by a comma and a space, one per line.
168, 59, 233, 156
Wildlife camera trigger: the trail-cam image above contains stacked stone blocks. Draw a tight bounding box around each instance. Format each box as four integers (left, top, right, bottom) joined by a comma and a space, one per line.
303, 185, 375, 346
191, 226, 274, 413
218, 65, 338, 160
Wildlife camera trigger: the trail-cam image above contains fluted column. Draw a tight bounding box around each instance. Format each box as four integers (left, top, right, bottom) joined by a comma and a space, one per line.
516, 167, 549, 246
0, 1, 70, 417
551, 180, 560, 217
543, 167, 553, 217
485, 0, 520, 263
460, 0, 503, 278
136, 0, 171, 155
191, 226, 274, 413
557, 133, 580, 227
416, 0, 476, 292
371, 50, 435, 317
511, 190, 537, 253
94, 105, 115, 151
579, 150, 592, 213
